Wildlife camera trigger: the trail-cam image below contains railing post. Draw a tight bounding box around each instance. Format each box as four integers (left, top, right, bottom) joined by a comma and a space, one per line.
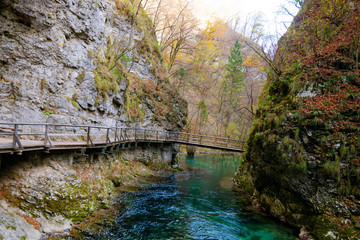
87, 126, 90, 146
44, 124, 53, 147
144, 129, 146, 140
106, 128, 111, 144
87, 126, 94, 147
12, 124, 16, 148
134, 127, 137, 141
199, 136, 202, 144
156, 130, 159, 141
114, 128, 118, 142
12, 124, 23, 150
124, 128, 128, 141
125, 128, 129, 141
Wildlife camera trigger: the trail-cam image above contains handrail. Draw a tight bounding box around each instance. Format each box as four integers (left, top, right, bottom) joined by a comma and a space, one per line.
0, 122, 245, 153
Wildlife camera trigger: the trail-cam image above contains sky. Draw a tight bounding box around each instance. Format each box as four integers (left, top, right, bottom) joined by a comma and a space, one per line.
191, 0, 298, 37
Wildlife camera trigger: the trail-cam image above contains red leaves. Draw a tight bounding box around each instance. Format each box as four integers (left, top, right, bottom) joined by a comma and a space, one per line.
350, 157, 360, 168
300, 83, 360, 131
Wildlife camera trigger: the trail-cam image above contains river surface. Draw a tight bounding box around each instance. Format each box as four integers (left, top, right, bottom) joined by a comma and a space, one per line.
63, 154, 297, 239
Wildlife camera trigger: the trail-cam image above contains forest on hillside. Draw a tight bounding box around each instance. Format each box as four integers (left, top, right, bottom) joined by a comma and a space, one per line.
144, 0, 270, 139
120, 0, 297, 140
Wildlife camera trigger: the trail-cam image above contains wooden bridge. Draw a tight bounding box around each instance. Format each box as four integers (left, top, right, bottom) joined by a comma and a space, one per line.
0, 122, 245, 155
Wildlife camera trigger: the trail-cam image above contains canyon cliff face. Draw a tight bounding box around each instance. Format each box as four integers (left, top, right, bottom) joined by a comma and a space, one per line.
235, 0, 360, 239
0, 0, 187, 130
0, 0, 187, 239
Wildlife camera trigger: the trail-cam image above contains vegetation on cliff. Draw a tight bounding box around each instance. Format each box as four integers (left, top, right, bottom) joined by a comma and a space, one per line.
235, 0, 360, 239
91, 0, 188, 129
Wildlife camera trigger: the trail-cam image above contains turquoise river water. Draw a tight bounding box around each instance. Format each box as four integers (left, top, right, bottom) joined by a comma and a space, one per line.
59, 154, 297, 239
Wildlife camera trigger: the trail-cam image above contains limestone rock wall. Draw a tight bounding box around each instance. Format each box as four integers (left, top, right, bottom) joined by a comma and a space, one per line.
0, 0, 187, 130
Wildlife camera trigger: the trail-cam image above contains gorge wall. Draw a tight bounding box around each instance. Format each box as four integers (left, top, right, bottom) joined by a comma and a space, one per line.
0, 0, 187, 239
0, 0, 187, 130
235, 0, 360, 239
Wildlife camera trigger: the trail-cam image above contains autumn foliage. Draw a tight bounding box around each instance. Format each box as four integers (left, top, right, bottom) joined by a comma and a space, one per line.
242, 0, 360, 238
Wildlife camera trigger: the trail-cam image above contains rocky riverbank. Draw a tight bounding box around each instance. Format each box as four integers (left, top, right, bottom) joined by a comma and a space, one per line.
0, 143, 179, 240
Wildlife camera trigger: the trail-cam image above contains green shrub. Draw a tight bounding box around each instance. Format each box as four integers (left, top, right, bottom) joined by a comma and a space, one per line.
338, 184, 351, 196
339, 145, 347, 159
267, 134, 278, 144
346, 73, 356, 84
40, 78, 46, 92
296, 161, 307, 173
294, 127, 300, 140
254, 132, 261, 142
72, 93, 78, 101
273, 116, 281, 128
77, 69, 86, 82
293, 112, 303, 121
323, 160, 340, 177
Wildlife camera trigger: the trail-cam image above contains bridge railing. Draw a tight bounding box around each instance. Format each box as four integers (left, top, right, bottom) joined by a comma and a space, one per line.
0, 122, 164, 149
167, 132, 244, 150
0, 122, 244, 152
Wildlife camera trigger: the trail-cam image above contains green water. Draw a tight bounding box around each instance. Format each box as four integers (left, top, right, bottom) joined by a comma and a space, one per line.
66, 154, 297, 239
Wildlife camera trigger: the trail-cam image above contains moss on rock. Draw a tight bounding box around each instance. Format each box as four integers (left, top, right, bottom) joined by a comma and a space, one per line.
0, 151, 157, 232
235, 0, 360, 238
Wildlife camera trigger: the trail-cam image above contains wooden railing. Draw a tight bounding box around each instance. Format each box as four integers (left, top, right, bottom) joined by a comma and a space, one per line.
0, 122, 245, 153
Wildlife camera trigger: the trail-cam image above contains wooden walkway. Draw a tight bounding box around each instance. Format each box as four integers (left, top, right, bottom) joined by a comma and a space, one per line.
0, 123, 245, 154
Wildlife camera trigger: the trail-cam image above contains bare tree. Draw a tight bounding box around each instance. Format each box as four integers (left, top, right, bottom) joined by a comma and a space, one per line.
244, 39, 282, 76
110, 0, 148, 71
145, 0, 198, 71
227, 12, 265, 43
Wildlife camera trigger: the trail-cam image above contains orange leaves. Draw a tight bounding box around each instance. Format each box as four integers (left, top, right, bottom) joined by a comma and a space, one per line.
15, 212, 41, 231
201, 19, 227, 42
142, 77, 158, 94
130, 76, 182, 121
351, 157, 360, 168
242, 54, 264, 70
144, 77, 156, 85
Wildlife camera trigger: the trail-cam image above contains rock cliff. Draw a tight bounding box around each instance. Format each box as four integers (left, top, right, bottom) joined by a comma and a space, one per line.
235, 0, 360, 239
0, 0, 187, 130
